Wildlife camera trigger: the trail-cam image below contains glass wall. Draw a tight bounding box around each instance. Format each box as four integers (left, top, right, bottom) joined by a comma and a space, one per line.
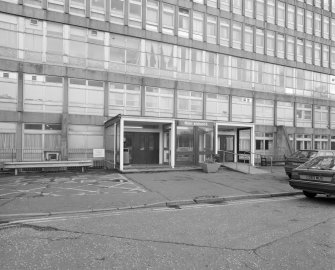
177, 90, 203, 119
232, 96, 252, 122
145, 87, 174, 118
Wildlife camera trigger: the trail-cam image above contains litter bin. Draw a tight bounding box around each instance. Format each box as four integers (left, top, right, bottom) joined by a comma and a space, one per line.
123, 148, 130, 165
261, 156, 267, 166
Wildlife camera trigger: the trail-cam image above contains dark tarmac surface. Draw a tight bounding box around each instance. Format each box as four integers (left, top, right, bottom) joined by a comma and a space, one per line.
0, 166, 300, 220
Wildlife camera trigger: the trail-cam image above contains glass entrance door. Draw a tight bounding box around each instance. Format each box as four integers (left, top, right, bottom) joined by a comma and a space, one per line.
237, 128, 251, 163
219, 135, 234, 162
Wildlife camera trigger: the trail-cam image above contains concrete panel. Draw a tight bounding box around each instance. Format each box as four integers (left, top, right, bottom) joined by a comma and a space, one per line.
22, 112, 62, 123
68, 114, 104, 125
0, 111, 19, 122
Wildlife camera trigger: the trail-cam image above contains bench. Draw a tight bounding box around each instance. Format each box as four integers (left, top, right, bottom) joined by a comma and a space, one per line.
3, 160, 94, 175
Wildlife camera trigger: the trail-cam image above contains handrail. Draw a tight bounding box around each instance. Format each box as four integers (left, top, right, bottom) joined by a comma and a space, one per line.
218, 150, 273, 173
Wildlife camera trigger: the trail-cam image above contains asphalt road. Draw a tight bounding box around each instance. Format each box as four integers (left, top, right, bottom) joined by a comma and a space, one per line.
0, 195, 334, 270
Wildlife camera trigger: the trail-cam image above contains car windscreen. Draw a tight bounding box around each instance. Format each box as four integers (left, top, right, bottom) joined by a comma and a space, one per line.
299, 156, 335, 170
290, 150, 317, 159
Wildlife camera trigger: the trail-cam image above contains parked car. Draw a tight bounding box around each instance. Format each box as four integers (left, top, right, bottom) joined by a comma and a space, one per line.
284, 150, 335, 179
289, 155, 335, 198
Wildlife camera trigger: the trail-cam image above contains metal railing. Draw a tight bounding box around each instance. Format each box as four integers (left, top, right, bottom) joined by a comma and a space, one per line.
218, 150, 273, 174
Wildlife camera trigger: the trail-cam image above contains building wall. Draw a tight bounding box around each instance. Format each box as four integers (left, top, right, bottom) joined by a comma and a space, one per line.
1, 0, 335, 162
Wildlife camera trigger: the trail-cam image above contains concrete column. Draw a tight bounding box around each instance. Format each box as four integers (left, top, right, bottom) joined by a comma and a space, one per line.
124, 0, 129, 26
293, 102, 297, 127
142, 0, 146, 30
105, 0, 110, 21
170, 120, 175, 168
173, 86, 178, 118
17, 70, 23, 113
228, 94, 232, 122
61, 77, 69, 160
203, 13, 207, 43
119, 118, 124, 171
273, 99, 277, 126
65, 0, 70, 14
141, 83, 145, 116
86, 0, 91, 18
104, 80, 109, 117
202, 91, 206, 120
252, 96, 256, 123
174, 5, 178, 36
158, 0, 163, 33
16, 70, 23, 161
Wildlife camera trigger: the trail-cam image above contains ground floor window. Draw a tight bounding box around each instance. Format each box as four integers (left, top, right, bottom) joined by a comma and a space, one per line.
0, 122, 16, 161
255, 132, 273, 151
314, 135, 328, 150
331, 136, 335, 150
23, 123, 61, 161
296, 134, 312, 150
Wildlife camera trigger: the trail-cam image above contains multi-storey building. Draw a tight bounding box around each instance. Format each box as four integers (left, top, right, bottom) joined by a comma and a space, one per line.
0, 0, 335, 171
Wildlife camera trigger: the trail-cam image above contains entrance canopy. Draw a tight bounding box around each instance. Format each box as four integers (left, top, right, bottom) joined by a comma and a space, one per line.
216, 122, 255, 166
104, 115, 175, 172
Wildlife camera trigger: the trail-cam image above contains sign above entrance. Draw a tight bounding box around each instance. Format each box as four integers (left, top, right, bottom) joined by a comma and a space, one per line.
177, 120, 214, 127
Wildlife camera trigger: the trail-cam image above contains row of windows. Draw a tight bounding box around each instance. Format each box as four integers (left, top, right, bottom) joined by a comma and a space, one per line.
2, 0, 335, 37
1, 15, 335, 100
1, 72, 335, 129
2, 0, 335, 51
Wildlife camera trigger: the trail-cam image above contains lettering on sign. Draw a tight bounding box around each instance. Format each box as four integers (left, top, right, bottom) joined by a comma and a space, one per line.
177, 120, 214, 127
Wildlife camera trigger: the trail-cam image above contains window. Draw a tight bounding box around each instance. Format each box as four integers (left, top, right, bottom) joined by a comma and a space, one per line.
296, 134, 312, 150
323, 16, 329, 39
255, 132, 273, 151
297, 39, 304, 62
23, 0, 42, 8
277, 101, 294, 126
255, 28, 264, 54
24, 18, 43, 62
69, 26, 86, 67
314, 135, 328, 150
314, 73, 328, 99
0, 122, 16, 161
46, 22, 63, 63
109, 83, 141, 116
286, 36, 295, 61
277, 1, 285, 27
207, 0, 217, 8
256, 99, 274, 125
91, 0, 105, 21
314, 13, 321, 37
296, 8, 304, 32
244, 25, 253, 52
314, 43, 321, 66
177, 47, 190, 75
219, 18, 230, 47
322, 45, 329, 68
87, 30, 105, 69
218, 54, 229, 86
306, 11, 313, 35
324, 0, 329, 11
220, 0, 230, 12
331, 47, 335, 69
178, 8, 189, 38
232, 22, 242, 49
110, 0, 124, 25
287, 5, 295, 30
162, 3, 174, 35
255, 0, 264, 21
205, 52, 217, 79
305, 40, 313, 64
267, 0, 275, 24
24, 74, 63, 113
266, 30, 275, 56
296, 70, 313, 97
314, 105, 328, 129
47, 0, 65, 12
231, 58, 252, 89
232, 0, 242, 15
146, 0, 159, 32
193, 11, 204, 41
276, 34, 285, 59
332, 19, 335, 41
0, 14, 18, 59
296, 103, 312, 128
68, 79, 104, 115
70, 0, 86, 16
331, 108, 335, 129
68, 125, 103, 155
191, 49, 204, 76
244, 0, 254, 18
314, 0, 321, 8
24, 123, 62, 161
207, 15, 217, 44
129, 0, 142, 28
232, 96, 252, 122
145, 87, 174, 117
0, 71, 17, 111
109, 34, 126, 70
177, 90, 203, 119
206, 94, 229, 121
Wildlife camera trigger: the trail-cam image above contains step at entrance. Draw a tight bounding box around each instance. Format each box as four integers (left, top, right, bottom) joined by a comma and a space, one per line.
222, 162, 270, 174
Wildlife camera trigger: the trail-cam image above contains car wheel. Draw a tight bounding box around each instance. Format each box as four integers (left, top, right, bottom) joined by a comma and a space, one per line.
287, 173, 292, 179
303, 191, 317, 198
